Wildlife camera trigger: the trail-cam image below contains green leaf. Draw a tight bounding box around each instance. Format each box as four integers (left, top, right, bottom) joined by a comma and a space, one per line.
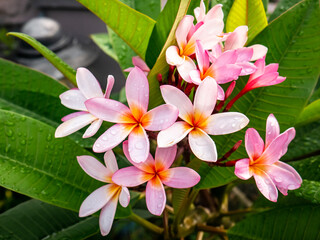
296, 99, 320, 126
199, 0, 320, 189
0, 200, 99, 240
290, 156, 320, 182
269, 0, 302, 22
91, 33, 119, 62
226, 0, 268, 43
7, 32, 77, 85
228, 204, 320, 240
77, 0, 156, 59
134, 0, 160, 20
294, 180, 320, 204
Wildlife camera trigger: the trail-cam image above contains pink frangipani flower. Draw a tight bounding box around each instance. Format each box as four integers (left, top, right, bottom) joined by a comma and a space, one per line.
85, 67, 179, 163
112, 141, 200, 216
157, 77, 249, 162
77, 151, 130, 236
124, 56, 150, 76
234, 114, 302, 202
194, 1, 223, 24
55, 67, 114, 138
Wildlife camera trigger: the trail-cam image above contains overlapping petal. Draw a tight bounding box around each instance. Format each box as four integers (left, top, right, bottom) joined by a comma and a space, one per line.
234, 158, 252, 180
157, 121, 193, 147
160, 167, 200, 188
146, 176, 166, 216
76, 67, 104, 99
83, 119, 103, 138
104, 150, 118, 174
245, 128, 264, 161
99, 196, 118, 236
154, 145, 177, 172
119, 187, 130, 207
253, 169, 278, 202
60, 89, 87, 111
265, 113, 280, 147
176, 56, 197, 82
166, 46, 185, 65
112, 166, 154, 187
128, 125, 150, 163
104, 75, 115, 98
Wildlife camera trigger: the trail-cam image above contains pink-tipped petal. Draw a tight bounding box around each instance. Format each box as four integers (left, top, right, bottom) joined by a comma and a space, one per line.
132, 56, 150, 72
217, 84, 225, 101
205, 4, 223, 22
76, 68, 103, 99
189, 128, 217, 162
104, 150, 118, 173
237, 62, 257, 76
160, 167, 200, 188
79, 184, 118, 217
190, 69, 203, 85
128, 125, 150, 163
55, 113, 96, 138
112, 166, 153, 187
126, 67, 149, 117
99, 196, 118, 236
60, 89, 87, 111
235, 47, 253, 62
211, 43, 222, 59
146, 176, 166, 216
264, 63, 279, 74
77, 155, 112, 182
234, 158, 252, 180
194, 0, 205, 22
176, 15, 194, 50
119, 187, 130, 207
265, 114, 280, 147
85, 98, 132, 123
160, 85, 193, 124
249, 44, 268, 61
195, 40, 210, 73
155, 145, 177, 172
157, 121, 193, 147
245, 128, 264, 161
214, 50, 238, 68
225, 26, 248, 50
214, 64, 242, 84
142, 104, 179, 131
83, 119, 103, 138
166, 46, 185, 65
274, 161, 302, 187
249, 57, 266, 80
61, 111, 87, 122
253, 169, 278, 202
248, 72, 279, 89
205, 112, 249, 135
104, 75, 115, 98
93, 123, 135, 152
176, 56, 197, 83
194, 77, 217, 118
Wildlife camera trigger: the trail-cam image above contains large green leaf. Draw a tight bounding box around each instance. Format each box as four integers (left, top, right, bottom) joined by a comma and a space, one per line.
269, 0, 302, 22
91, 33, 119, 62
195, 166, 236, 189
7, 32, 77, 85
226, 0, 268, 43
294, 180, 320, 204
296, 99, 320, 126
0, 200, 99, 240
228, 204, 320, 240
0, 58, 94, 148
77, 0, 155, 59
199, 0, 320, 189
290, 156, 320, 181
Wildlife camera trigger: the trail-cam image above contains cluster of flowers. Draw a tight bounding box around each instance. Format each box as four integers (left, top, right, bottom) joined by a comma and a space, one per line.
54, 1, 302, 236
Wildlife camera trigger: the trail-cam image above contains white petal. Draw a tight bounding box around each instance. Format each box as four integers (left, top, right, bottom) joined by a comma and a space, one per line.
77, 155, 111, 182
83, 119, 103, 138
60, 89, 87, 111
176, 56, 197, 83
166, 46, 184, 66
104, 150, 118, 173
76, 67, 103, 99
99, 195, 118, 236
157, 122, 193, 147
119, 187, 130, 207
194, 77, 217, 118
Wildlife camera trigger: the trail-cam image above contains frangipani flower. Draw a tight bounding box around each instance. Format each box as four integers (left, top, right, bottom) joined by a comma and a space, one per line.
194, 1, 223, 24
235, 114, 302, 202
124, 56, 150, 76
157, 77, 249, 162
77, 151, 130, 236
85, 67, 179, 163
55, 68, 114, 138
112, 141, 200, 216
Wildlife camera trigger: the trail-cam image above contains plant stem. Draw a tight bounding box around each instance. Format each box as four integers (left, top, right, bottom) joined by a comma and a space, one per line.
196, 231, 204, 240
220, 208, 254, 216
129, 212, 164, 235
197, 225, 227, 236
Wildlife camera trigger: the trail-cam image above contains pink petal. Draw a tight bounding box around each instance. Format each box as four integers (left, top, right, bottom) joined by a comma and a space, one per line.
235, 158, 252, 180
61, 111, 87, 122
126, 67, 149, 118
160, 85, 194, 124
157, 121, 193, 147
235, 47, 253, 62
205, 112, 249, 135
85, 98, 132, 123
93, 123, 135, 152
160, 167, 200, 188
99, 196, 118, 236
146, 176, 166, 216
112, 166, 153, 187
225, 26, 248, 50
264, 63, 279, 74
154, 145, 177, 172
265, 114, 280, 148
119, 187, 130, 207
104, 75, 115, 99
237, 62, 257, 76
190, 69, 203, 85
205, 4, 223, 22
274, 161, 302, 187
104, 150, 118, 173
245, 128, 264, 161
214, 64, 242, 84
188, 128, 217, 162
132, 56, 150, 72
128, 125, 150, 163
211, 43, 222, 59
60, 89, 87, 111
76, 67, 103, 99
249, 57, 266, 80
176, 15, 194, 50
217, 84, 225, 101
194, 77, 217, 119
166, 46, 184, 66
77, 155, 112, 182
249, 44, 268, 61
83, 119, 103, 138
248, 72, 279, 89
194, 0, 205, 22
195, 40, 210, 73
79, 184, 118, 217
214, 50, 238, 68
142, 104, 179, 131
55, 113, 96, 138
253, 169, 278, 202
176, 56, 197, 83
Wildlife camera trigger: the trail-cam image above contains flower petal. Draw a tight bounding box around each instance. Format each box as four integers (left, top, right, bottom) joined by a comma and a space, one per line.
265, 114, 280, 148
235, 47, 253, 62
61, 111, 87, 122
128, 125, 150, 163
132, 56, 150, 72
213, 50, 238, 68
234, 158, 252, 180
205, 4, 223, 22
195, 40, 210, 73
146, 176, 166, 216
157, 121, 193, 147
77, 155, 111, 182
76, 67, 103, 99
104, 75, 115, 98
142, 104, 178, 131
126, 67, 149, 118
160, 85, 193, 124
248, 72, 280, 89
274, 161, 302, 189
60, 89, 87, 111
205, 112, 249, 135
214, 64, 242, 84
236, 62, 257, 76
160, 167, 200, 188
249, 44, 268, 61
99, 195, 118, 236
194, 0, 205, 22
104, 150, 118, 173
249, 57, 265, 80
119, 187, 130, 207
166, 46, 185, 65
176, 15, 194, 50
188, 128, 217, 162
112, 166, 153, 187
245, 128, 264, 161
83, 119, 103, 138
93, 123, 135, 152
190, 70, 203, 85
55, 113, 96, 138
217, 84, 225, 101
225, 26, 248, 50
176, 56, 197, 83
155, 145, 177, 172
253, 169, 278, 202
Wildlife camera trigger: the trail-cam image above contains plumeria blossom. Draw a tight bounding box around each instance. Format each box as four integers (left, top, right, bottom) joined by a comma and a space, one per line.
190, 40, 242, 100
112, 141, 200, 216
85, 67, 179, 163
234, 114, 302, 202
77, 151, 130, 236
194, 1, 223, 24
124, 56, 150, 76
55, 68, 114, 138
157, 77, 249, 162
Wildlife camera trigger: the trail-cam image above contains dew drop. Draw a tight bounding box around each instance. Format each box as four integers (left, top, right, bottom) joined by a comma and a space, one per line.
274, 176, 282, 182
111, 129, 117, 135
160, 119, 164, 124
157, 203, 162, 208
102, 136, 108, 141
232, 123, 236, 128
20, 140, 26, 145
96, 143, 101, 147
5, 129, 13, 137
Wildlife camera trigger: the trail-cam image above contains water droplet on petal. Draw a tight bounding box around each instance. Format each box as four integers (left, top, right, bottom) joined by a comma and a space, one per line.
102, 136, 108, 141
274, 176, 282, 182
157, 203, 162, 208
232, 123, 236, 128
135, 142, 144, 150
111, 129, 117, 135
96, 143, 101, 147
